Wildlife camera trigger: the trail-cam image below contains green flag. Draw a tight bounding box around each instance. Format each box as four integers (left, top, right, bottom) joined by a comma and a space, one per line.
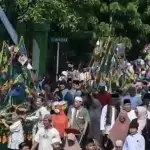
18, 36, 26, 53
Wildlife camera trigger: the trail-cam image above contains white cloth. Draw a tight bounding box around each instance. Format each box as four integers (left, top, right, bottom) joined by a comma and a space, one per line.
79, 72, 90, 81
62, 71, 68, 77
26, 106, 50, 129
123, 133, 145, 150
70, 107, 80, 123
147, 111, 150, 119
80, 72, 84, 81
100, 105, 116, 134
26, 106, 50, 141
8, 120, 24, 149
34, 127, 61, 150
51, 137, 61, 144
27, 63, 32, 70
127, 110, 137, 121
58, 76, 67, 82
73, 70, 80, 80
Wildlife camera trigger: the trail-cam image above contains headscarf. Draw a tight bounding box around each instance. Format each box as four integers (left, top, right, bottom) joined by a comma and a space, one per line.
137, 106, 147, 133
109, 110, 130, 145
64, 133, 81, 150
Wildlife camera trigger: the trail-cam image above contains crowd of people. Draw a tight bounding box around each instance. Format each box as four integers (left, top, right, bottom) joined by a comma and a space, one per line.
1, 52, 150, 150
2, 70, 150, 150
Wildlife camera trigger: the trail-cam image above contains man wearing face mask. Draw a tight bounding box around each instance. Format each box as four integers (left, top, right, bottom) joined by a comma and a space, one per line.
52, 101, 68, 140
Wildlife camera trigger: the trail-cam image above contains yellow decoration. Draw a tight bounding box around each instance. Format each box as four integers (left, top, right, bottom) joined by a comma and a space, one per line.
62, 104, 67, 110
3, 53, 8, 65
25, 86, 30, 94
0, 41, 6, 67
2, 66, 8, 73
14, 46, 19, 52
14, 74, 22, 84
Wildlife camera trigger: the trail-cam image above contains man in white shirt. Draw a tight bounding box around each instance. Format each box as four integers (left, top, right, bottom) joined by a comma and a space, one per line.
100, 93, 120, 150
31, 114, 61, 150
2, 112, 24, 150
68, 96, 90, 135
26, 96, 50, 139
100, 94, 120, 135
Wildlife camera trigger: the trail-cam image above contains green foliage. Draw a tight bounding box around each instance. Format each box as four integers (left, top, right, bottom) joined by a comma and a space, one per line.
1, 0, 150, 50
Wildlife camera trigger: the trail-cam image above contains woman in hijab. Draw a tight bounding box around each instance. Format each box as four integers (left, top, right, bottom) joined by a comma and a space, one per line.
64, 133, 81, 150
88, 93, 102, 147
141, 93, 150, 119
109, 110, 130, 146
131, 106, 150, 150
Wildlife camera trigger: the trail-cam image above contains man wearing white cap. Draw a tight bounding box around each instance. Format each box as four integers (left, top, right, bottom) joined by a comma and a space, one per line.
31, 114, 61, 150
51, 138, 62, 150
68, 96, 90, 136
58, 71, 68, 82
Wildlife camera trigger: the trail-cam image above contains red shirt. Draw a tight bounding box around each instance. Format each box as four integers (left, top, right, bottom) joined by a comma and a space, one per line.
52, 111, 68, 138
97, 92, 111, 106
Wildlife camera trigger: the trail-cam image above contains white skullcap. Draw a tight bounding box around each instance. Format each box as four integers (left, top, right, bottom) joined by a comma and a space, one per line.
59, 101, 67, 105
51, 138, 61, 144
62, 71, 68, 77
115, 140, 123, 147
74, 96, 83, 102
141, 71, 146, 74
127, 63, 131, 66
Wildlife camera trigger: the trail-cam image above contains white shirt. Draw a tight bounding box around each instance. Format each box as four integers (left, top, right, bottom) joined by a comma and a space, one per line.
34, 127, 61, 150
100, 105, 116, 134
127, 110, 137, 121
80, 72, 84, 81
8, 120, 24, 149
70, 107, 84, 126
147, 111, 150, 119
123, 133, 145, 150
26, 106, 50, 129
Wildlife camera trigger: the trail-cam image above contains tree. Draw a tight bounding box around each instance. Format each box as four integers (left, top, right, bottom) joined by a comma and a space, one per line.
1, 0, 150, 55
